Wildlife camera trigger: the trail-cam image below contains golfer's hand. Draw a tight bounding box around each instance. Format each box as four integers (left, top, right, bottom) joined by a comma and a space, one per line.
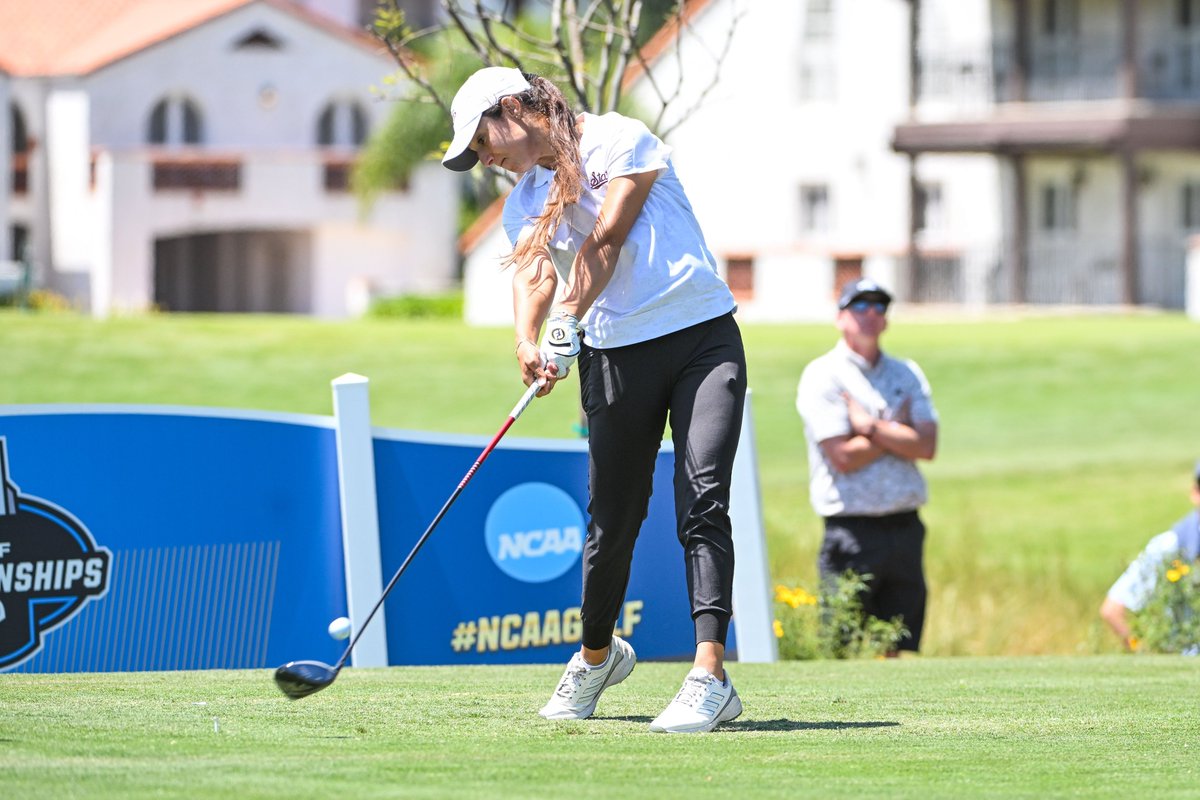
842, 392, 877, 439
539, 311, 581, 379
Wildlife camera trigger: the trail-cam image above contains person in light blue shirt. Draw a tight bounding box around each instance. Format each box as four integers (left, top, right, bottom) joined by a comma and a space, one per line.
1100, 461, 1200, 649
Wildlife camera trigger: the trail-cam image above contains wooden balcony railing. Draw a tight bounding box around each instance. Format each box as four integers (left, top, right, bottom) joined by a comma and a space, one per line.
323, 158, 354, 192
152, 157, 241, 191
12, 152, 29, 195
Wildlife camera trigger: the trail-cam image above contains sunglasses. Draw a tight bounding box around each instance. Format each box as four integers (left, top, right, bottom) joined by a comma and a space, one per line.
846, 300, 888, 314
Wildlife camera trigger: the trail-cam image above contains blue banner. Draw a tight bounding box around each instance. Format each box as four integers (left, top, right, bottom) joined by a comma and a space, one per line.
372, 432, 733, 665
0, 405, 743, 673
0, 408, 346, 672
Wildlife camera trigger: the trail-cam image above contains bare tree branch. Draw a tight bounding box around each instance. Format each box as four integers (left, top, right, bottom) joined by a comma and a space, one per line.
550, 1, 591, 109
473, 0, 525, 69
443, 0, 496, 64
653, 3, 743, 139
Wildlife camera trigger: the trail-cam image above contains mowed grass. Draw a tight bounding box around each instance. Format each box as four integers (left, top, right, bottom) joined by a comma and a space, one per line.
3, 658, 1200, 799
4, 310, 1200, 656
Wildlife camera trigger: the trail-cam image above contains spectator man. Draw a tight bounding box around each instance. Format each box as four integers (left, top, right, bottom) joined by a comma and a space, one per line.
796, 279, 939, 653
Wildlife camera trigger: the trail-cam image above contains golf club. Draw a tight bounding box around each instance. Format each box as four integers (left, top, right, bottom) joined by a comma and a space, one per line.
274, 378, 545, 699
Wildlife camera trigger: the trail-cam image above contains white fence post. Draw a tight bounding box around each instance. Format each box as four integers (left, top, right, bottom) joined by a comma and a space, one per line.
331, 373, 388, 667
1188, 236, 1200, 321
730, 389, 778, 662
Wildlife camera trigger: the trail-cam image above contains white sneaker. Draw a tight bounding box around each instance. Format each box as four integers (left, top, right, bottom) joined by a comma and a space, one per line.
649, 667, 742, 733
539, 636, 636, 720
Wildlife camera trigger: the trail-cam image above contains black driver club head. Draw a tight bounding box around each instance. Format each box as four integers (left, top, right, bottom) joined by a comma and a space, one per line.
274, 660, 339, 700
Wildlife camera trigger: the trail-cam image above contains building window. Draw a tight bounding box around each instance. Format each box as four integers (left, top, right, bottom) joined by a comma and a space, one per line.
799, 0, 835, 101
1183, 0, 1197, 28
804, 0, 833, 39
916, 183, 944, 233
1040, 182, 1076, 231
147, 97, 205, 146
316, 100, 369, 147
834, 257, 864, 301
234, 29, 284, 49
10, 103, 28, 153
10, 103, 29, 195
11, 224, 29, 262
1182, 182, 1200, 230
725, 256, 754, 302
1040, 0, 1079, 37
800, 184, 830, 233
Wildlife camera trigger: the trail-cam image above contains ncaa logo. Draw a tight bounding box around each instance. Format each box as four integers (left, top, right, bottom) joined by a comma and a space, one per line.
0, 438, 112, 671
484, 483, 584, 583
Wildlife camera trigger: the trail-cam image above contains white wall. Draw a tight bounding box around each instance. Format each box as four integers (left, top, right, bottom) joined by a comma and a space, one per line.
309, 163, 459, 317
101, 151, 457, 315
47, 89, 95, 273
464, 225, 516, 326
85, 4, 394, 150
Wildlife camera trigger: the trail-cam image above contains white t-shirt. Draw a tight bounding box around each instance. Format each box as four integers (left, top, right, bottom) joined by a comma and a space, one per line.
501, 112, 734, 349
796, 340, 938, 517
1107, 530, 1182, 612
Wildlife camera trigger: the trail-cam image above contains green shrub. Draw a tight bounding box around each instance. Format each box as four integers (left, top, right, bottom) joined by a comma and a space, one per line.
1130, 557, 1200, 655
368, 292, 463, 319
774, 570, 909, 660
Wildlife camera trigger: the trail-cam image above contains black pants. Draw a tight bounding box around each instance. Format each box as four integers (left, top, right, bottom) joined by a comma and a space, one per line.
819, 511, 927, 651
576, 312, 746, 650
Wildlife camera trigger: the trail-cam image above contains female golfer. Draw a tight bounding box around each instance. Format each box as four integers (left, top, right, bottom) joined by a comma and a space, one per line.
442, 67, 746, 733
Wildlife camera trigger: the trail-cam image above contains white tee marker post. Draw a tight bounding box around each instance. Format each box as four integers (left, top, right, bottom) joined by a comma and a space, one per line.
331, 373, 388, 667
730, 390, 779, 663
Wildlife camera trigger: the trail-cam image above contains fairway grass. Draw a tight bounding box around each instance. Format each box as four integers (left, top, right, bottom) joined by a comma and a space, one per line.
2, 657, 1197, 798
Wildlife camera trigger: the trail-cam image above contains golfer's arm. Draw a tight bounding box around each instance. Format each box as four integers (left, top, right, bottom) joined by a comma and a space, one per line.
871, 420, 938, 461
820, 434, 885, 474
512, 248, 559, 345
1099, 597, 1134, 647
555, 171, 656, 318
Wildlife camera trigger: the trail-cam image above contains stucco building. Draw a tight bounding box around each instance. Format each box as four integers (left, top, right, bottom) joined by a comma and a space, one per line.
1, 0, 457, 316
460, 0, 1200, 325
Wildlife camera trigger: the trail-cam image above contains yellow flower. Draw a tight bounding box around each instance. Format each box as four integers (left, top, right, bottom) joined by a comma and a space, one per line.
1127, 636, 1140, 651
794, 587, 818, 606
1167, 568, 1182, 583
773, 619, 784, 638
775, 584, 819, 608
1179, 563, 1192, 577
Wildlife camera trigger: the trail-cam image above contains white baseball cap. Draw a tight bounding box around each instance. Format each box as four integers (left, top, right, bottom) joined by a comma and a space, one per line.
442, 67, 531, 172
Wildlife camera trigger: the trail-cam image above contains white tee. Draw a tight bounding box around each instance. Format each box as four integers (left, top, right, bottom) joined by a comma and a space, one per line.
502, 112, 734, 349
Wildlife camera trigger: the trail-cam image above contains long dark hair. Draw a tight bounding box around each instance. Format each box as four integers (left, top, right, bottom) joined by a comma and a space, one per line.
487, 74, 583, 268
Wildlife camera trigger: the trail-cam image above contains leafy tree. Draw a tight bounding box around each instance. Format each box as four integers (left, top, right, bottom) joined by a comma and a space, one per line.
355, 0, 740, 226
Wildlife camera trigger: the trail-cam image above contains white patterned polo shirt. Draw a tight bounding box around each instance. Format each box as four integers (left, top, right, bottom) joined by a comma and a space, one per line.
796, 339, 938, 517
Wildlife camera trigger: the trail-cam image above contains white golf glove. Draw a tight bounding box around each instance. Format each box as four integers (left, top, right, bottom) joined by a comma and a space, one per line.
539, 311, 582, 378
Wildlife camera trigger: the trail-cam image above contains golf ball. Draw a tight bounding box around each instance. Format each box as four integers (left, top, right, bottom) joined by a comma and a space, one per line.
327, 616, 352, 640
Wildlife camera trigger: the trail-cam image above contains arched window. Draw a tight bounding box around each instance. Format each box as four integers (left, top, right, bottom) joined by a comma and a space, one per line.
316, 99, 369, 147
148, 99, 169, 144
146, 96, 205, 145
11, 104, 30, 195
10, 103, 28, 153
181, 99, 203, 144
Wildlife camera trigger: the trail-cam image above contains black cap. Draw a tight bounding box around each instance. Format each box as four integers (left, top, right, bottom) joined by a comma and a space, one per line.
838, 278, 893, 310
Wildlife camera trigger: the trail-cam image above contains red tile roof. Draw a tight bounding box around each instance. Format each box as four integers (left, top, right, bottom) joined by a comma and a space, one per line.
0, 0, 384, 77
